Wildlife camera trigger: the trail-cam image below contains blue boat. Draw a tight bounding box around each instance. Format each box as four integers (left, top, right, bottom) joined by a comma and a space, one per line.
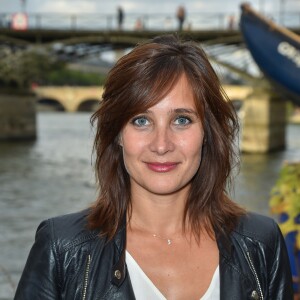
240, 3, 300, 106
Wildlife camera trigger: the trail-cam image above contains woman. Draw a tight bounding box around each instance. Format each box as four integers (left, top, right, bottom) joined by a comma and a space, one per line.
15, 35, 293, 299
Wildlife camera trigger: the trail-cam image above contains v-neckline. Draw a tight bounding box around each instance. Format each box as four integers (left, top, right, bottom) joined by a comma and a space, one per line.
125, 250, 219, 300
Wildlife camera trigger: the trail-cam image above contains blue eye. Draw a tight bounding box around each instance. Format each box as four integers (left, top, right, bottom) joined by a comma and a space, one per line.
174, 116, 191, 126
132, 116, 149, 127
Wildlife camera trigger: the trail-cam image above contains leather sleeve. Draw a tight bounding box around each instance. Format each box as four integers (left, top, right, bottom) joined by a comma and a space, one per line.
14, 220, 60, 300
268, 220, 294, 300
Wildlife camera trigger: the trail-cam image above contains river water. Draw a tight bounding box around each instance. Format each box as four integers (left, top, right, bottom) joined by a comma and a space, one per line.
0, 112, 299, 299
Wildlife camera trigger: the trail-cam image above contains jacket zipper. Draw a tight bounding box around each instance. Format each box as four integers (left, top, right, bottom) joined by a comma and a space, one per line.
82, 254, 91, 300
246, 251, 263, 300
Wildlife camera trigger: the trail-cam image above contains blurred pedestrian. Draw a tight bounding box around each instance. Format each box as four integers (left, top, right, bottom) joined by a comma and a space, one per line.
134, 18, 143, 31
228, 14, 235, 30
117, 6, 124, 30
176, 5, 186, 31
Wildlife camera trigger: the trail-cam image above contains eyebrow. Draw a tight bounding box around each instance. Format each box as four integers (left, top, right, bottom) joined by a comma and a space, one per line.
143, 108, 198, 116
172, 108, 198, 116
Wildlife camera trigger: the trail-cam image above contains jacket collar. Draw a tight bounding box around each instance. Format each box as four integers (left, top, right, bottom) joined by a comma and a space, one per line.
216, 230, 233, 260
111, 215, 127, 287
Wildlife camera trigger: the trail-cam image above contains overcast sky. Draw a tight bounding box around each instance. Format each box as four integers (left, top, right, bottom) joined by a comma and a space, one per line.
1, 0, 300, 15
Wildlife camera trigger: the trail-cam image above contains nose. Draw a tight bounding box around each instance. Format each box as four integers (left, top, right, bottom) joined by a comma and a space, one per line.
149, 126, 175, 155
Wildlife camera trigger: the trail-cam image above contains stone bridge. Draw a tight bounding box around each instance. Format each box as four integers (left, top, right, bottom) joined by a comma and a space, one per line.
34, 86, 104, 112
34, 85, 253, 112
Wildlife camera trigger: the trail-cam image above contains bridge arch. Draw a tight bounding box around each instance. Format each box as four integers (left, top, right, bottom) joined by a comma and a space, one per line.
37, 98, 66, 112
77, 98, 100, 112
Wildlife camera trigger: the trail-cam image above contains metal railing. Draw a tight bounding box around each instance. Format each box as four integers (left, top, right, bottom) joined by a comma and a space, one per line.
0, 11, 299, 32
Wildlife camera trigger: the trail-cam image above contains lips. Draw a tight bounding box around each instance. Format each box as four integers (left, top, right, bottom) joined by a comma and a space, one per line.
145, 162, 179, 172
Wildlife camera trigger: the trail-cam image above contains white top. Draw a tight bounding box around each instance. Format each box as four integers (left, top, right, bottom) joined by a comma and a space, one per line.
126, 251, 220, 300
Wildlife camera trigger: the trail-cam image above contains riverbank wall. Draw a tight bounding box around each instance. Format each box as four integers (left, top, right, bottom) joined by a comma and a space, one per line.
0, 92, 36, 141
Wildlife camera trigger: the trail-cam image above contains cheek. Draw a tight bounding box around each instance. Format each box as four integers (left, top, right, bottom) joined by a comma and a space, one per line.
121, 126, 150, 154
122, 138, 146, 157
121, 131, 147, 172
185, 139, 203, 177
178, 133, 204, 159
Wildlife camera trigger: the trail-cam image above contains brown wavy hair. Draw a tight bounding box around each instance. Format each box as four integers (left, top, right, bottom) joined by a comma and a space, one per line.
89, 34, 245, 240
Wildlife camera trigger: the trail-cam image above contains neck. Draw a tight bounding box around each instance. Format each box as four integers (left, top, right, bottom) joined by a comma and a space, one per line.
128, 184, 190, 236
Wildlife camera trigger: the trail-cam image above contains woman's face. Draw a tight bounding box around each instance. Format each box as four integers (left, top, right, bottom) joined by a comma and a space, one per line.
120, 74, 204, 197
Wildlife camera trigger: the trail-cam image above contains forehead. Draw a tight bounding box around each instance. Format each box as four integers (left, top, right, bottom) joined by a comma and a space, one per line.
149, 75, 196, 111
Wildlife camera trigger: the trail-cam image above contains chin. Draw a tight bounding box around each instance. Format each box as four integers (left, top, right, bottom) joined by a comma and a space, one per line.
144, 183, 187, 196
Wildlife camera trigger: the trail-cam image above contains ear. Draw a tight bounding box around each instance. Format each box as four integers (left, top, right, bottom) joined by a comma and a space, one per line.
118, 134, 123, 147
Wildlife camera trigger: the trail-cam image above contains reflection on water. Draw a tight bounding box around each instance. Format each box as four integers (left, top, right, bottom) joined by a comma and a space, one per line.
0, 113, 96, 299
234, 124, 300, 213
0, 112, 299, 298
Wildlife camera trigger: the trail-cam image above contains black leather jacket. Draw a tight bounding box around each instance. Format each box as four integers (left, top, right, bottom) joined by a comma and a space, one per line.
15, 210, 293, 300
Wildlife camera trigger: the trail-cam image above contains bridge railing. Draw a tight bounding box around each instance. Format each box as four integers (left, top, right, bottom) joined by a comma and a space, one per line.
0, 11, 300, 32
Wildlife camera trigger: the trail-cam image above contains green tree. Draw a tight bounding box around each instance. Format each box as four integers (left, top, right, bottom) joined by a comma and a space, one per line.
0, 47, 62, 90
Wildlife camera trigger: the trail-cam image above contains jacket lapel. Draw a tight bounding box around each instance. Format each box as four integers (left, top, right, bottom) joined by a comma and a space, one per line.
218, 232, 259, 300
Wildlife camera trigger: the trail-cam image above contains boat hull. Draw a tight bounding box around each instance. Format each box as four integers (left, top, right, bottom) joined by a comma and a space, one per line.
240, 4, 300, 105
